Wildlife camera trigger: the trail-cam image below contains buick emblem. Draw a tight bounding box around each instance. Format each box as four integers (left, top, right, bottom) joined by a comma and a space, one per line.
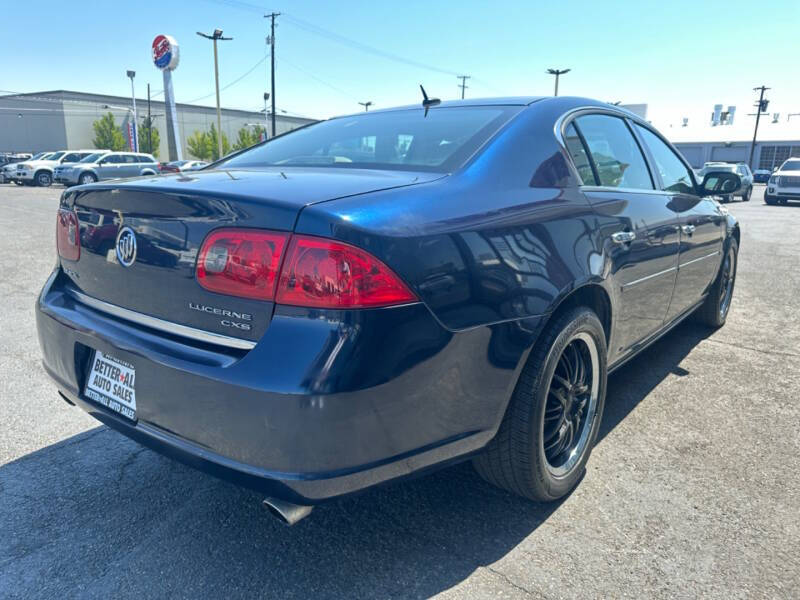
115, 226, 138, 267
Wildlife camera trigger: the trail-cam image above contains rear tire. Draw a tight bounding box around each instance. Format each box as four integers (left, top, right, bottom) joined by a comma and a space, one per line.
473, 307, 607, 501
742, 186, 751, 202
696, 238, 738, 328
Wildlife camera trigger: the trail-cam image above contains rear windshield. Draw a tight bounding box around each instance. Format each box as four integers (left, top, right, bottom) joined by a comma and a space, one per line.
219, 106, 520, 172
781, 160, 800, 171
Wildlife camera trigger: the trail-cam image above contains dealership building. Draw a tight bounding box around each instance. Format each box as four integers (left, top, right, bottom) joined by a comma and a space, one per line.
0, 90, 315, 159
661, 108, 800, 171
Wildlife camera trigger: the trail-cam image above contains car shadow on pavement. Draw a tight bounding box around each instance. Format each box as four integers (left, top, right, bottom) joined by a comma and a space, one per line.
0, 321, 711, 599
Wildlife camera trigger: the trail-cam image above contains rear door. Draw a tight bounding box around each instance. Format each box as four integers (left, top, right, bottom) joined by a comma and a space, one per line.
634, 124, 725, 320
119, 154, 140, 177
565, 113, 680, 357
96, 154, 122, 179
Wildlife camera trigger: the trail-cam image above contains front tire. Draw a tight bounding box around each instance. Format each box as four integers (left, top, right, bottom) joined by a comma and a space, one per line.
696, 238, 738, 328
34, 171, 52, 187
473, 307, 607, 501
78, 172, 97, 185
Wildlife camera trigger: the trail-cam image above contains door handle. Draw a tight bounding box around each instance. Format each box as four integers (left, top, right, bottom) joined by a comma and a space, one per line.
611, 231, 636, 244
681, 224, 696, 235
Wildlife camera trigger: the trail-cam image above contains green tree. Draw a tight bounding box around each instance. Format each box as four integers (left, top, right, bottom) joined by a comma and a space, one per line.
139, 117, 160, 157
208, 123, 231, 160
92, 113, 127, 151
233, 125, 265, 151
187, 130, 212, 160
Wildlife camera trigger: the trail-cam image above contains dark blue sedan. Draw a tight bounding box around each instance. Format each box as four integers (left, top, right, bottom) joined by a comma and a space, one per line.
37, 96, 741, 524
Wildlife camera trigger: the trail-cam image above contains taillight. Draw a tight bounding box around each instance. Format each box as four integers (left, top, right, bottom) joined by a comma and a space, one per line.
196, 229, 289, 300
275, 235, 417, 308
195, 229, 417, 308
56, 208, 80, 261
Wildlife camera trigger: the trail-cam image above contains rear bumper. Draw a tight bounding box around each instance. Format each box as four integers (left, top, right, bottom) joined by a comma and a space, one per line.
36, 269, 541, 503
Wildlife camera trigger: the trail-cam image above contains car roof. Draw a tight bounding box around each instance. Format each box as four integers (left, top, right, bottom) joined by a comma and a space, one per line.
333, 96, 543, 119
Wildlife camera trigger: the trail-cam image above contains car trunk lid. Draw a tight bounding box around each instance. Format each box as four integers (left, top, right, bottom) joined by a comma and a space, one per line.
63, 168, 442, 345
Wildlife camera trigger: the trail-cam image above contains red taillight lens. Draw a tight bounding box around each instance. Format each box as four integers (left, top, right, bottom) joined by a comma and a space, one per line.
275, 235, 417, 308
56, 208, 80, 261
196, 229, 289, 300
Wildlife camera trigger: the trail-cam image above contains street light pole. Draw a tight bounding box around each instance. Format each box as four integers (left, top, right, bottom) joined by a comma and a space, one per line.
126, 70, 138, 151
358, 101, 373, 112
197, 29, 233, 159
546, 68, 571, 96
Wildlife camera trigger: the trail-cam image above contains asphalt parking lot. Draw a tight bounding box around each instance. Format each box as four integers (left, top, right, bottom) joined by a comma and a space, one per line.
1, 183, 798, 599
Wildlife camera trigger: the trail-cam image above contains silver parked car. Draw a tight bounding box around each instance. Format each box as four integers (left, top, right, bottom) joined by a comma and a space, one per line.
697, 162, 754, 202
58, 152, 159, 185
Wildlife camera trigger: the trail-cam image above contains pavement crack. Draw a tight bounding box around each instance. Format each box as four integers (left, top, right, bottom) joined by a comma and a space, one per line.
485, 565, 549, 598
116, 447, 148, 491
705, 338, 800, 359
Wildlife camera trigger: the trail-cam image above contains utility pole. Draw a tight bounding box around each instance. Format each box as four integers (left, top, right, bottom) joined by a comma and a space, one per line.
546, 68, 571, 96
748, 85, 770, 170
358, 101, 373, 111
197, 29, 233, 159
265, 12, 280, 138
147, 83, 152, 154
263, 92, 270, 139
126, 70, 138, 151
457, 75, 471, 99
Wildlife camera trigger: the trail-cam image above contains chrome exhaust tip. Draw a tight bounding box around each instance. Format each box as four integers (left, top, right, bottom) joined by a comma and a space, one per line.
262, 497, 313, 526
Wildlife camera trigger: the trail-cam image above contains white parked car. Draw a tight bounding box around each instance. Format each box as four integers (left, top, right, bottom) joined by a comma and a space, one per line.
765, 158, 800, 205
2, 152, 47, 183
14, 150, 97, 186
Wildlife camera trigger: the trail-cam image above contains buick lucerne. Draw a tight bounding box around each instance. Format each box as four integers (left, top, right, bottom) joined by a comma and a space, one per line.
36, 96, 741, 524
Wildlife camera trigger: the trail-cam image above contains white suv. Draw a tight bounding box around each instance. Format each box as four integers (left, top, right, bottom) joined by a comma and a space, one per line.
765, 158, 800, 205
14, 150, 96, 186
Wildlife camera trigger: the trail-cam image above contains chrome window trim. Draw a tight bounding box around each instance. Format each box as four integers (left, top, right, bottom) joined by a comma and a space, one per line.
69, 290, 257, 350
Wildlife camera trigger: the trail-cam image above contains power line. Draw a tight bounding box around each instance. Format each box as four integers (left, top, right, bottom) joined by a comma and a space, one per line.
182, 54, 268, 104
282, 13, 460, 77
277, 56, 360, 101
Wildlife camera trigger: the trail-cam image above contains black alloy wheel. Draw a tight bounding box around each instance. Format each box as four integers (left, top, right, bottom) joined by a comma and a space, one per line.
543, 334, 598, 476
473, 307, 607, 501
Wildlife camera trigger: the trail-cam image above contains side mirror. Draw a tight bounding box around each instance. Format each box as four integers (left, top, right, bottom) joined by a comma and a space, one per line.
700, 171, 741, 196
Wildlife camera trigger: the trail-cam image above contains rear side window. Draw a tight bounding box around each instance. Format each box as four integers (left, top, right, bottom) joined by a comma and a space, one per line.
563, 123, 595, 184
573, 115, 653, 190
635, 125, 695, 194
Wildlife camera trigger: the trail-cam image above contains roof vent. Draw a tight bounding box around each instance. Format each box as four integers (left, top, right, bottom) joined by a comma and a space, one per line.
711, 104, 723, 126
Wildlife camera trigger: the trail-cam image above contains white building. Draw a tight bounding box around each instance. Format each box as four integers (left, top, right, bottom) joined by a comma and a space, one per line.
662, 112, 800, 170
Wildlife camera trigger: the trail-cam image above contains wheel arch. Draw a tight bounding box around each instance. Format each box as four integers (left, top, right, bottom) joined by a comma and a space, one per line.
543, 282, 612, 347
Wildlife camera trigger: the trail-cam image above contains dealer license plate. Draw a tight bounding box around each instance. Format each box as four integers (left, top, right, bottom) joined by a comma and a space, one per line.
84, 351, 137, 421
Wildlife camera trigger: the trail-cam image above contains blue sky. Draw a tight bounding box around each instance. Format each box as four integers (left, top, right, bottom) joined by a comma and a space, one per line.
2, 0, 798, 125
